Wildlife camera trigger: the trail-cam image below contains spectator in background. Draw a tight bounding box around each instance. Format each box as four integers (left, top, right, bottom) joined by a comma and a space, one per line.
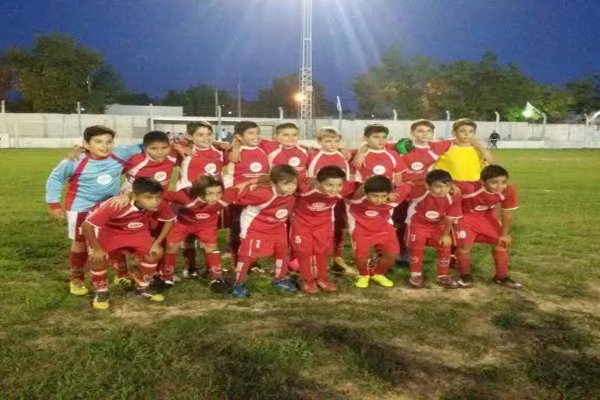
488, 130, 501, 149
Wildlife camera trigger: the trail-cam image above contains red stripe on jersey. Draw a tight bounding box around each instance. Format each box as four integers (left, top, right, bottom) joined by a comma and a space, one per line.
65, 156, 90, 211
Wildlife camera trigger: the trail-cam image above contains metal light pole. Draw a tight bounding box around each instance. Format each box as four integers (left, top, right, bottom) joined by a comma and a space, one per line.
76, 101, 83, 134
444, 110, 451, 138
278, 107, 284, 121
392, 109, 398, 121
336, 96, 343, 132
299, 0, 314, 139
494, 111, 500, 133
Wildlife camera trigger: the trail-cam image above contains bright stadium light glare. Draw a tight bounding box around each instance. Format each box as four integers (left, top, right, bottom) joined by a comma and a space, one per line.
294, 92, 305, 102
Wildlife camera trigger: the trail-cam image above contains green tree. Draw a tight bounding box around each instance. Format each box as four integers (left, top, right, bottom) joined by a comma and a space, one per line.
255, 73, 332, 118
161, 84, 234, 116
566, 74, 600, 115
0, 54, 14, 101
6, 33, 103, 113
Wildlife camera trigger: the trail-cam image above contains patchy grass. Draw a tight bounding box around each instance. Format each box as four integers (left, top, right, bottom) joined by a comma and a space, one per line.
1, 149, 600, 399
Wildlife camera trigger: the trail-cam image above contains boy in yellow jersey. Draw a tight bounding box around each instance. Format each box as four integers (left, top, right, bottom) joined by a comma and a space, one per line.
435, 119, 494, 181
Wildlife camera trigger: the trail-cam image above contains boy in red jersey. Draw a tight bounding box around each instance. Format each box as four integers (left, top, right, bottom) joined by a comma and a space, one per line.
161, 176, 252, 292
405, 170, 462, 289
453, 165, 521, 289
231, 165, 298, 297
307, 127, 353, 271
353, 124, 407, 185
291, 166, 356, 294
347, 175, 412, 288
81, 178, 175, 309
225, 121, 271, 262
259, 122, 309, 179
122, 131, 181, 192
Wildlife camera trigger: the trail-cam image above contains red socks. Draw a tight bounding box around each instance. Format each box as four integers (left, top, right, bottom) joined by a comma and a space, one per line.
205, 251, 222, 280
69, 251, 88, 281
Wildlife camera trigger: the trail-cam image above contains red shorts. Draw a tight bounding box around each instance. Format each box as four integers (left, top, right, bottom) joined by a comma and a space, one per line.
406, 222, 446, 249
238, 236, 288, 259
166, 222, 218, 245
97, 231, 153, 257
453, 213, 501, 247
290, 222, 333, 256
352, 229, 399, 258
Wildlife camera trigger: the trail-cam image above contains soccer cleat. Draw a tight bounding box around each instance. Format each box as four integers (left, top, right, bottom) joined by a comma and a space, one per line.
437, 275, 459, 289
354, 275, 370, 288
457, 274, 474, 288
493, 276, 523, 289
92, 291, 110, 310
272, 279, 298, 292
114, 276, 134, 288
370, 274, 394, 288
316, 279, 337, 292
69, 279, 89, 296
301, 280, 319, 294
209, 278, 229, 294
135, 287, 165, 302
231, 283, 249, 298
182, 267, 200, 279
409, 274, 425, 289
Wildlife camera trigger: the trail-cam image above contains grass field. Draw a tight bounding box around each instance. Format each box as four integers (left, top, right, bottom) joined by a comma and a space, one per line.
1, 149, 600, 399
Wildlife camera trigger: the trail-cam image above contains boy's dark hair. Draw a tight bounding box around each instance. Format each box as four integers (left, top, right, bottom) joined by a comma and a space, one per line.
480, 165, 509, 181
190, 175, 224, 199
410, 119, 435, 132
186, 121, 213, 135
364, 124, 389, 137
275, 122, 298, 134
234, 121, 259, 136
143, 131, 170, 147
316, 166, 347, 182
132, 177, 164, 195
270, 165, 298, 184
426, 169, 452, 185
452, 118, 477, 132
364, 175, 392, 194
83, 125, 115, 142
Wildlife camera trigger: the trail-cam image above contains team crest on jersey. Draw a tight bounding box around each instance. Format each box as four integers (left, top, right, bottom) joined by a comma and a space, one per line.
96, 174, 113, 185
294, 236, 302, 244
311, 202, 327, 210
411, 162, 424, 171
288, 157, 301, 167
275, 209, 289, 219
250, 162, 263, 172
365, 210, 379, 217
195, 213, 211, 219
475, 205, 489, 211
154, 171, 167, 181
425, 211, 440, 219
204, 163, 217, 174
127, 222, 144, 229
372, 165, 386, 175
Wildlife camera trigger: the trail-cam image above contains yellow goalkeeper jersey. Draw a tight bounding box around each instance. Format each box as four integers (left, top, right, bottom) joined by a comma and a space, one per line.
434, 144, 485, 181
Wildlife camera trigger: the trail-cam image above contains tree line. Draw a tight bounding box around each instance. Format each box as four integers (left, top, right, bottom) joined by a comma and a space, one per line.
1, 33, 598, 122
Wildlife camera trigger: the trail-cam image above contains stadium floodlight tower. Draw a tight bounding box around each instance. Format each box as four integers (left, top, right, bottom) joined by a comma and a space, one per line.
299, 0, 314, 139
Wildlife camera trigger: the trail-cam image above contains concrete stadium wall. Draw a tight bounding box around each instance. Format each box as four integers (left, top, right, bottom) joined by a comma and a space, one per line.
1, 112, 600, 149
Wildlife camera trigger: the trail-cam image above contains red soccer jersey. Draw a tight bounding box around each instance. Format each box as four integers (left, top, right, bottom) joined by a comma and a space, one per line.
86, 198, 175, 235
306, 149, 351, 179
163, 187, 238, 227
236, 185, 296, 239
354, 148, 407, 183
346, 183, 412, 234
405, 186, 462, 226
292, 180, 356, 229
176, 145, 224, 190
224, 146, 270, 187
455, 181, 519, 214
122, 151, 180, 192
400, 140, 452, 182
259, 139, 309, 179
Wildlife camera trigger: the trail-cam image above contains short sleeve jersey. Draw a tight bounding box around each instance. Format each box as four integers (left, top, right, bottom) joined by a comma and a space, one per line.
122, 150, 180, 192
259, 139, 309, 179
455, 181, 518, 214
434, 144, 484, 181
224, 146, 270, 187
307, 150, 351, 179
354, 148, 407, 183
346, 183, 412, 234
176, 145, 224, 191
401, 140, 452, 182
236, 185, 296, 239
293, 180, 356, 229
405, 186, 462, 226
86, 198, 175, 235
164, 187, 238, 226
